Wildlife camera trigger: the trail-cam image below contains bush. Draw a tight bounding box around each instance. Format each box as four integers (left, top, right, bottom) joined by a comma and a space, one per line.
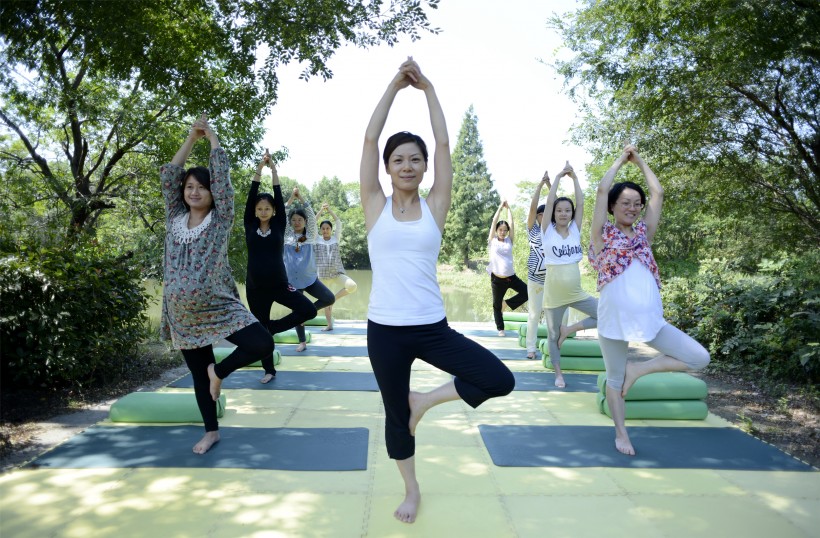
0, 242, 149, 390
662, 255, 820, 384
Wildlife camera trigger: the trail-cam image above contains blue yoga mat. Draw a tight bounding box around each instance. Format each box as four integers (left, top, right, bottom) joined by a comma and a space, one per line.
512, 372, 598, 392
169, 370, 379, 391
29, 425, 369, 471
285, 345, 370, 357
478, 425, 817, 471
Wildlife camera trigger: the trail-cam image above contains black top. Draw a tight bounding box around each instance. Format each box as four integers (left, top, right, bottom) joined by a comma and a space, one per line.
244, 182, 288, 289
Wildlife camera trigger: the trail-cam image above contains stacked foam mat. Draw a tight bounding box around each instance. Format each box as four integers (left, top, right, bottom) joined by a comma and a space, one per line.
502, 311, 529, 331
596, 371, 709, 420
539, 337, 605, 371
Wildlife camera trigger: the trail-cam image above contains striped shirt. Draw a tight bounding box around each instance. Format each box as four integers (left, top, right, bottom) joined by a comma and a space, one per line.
527, 223, 546, 284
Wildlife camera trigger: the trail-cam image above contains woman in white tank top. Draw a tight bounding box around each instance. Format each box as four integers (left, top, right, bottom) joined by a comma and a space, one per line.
360, 58, 514, 524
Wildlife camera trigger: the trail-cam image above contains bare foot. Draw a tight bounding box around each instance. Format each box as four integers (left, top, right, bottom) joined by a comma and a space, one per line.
557, 324, 570, 348
207, 363, 222, 401
621, 361, 639, 398
526, 352, 536, 360
295, 342, 307, 352
260, 373, 275, 384
193, 431, 220, 454
554, 375, 566, 389
321, 325, 333, 331
497, 330, 505, 337
615, 434, 635, 456
394, 488, 421, 523
408, 391, 429, 437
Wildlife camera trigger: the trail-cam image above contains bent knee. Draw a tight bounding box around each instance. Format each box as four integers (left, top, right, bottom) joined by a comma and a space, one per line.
493, 369, 516, 397
345, 279, 358, 294
688, 347, 711, 371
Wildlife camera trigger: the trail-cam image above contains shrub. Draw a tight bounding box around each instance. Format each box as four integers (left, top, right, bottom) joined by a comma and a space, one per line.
662, 255, 820, 384
0, 242, 149, 390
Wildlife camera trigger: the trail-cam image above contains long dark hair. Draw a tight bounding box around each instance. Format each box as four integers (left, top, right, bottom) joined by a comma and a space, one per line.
181, 166, 214, 211
551, 197, 576, 224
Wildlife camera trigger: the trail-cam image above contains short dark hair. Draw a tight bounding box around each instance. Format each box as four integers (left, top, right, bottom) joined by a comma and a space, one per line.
289, 208, 307, 223
536, 204, 545, 215
319, 220, 333, 230
181, 166, 213, 210
551, 197, 576, 224
255, 192, 275, 208
496, 220, 509, 231
607, 181, 646, 215
383, 131, 429, 168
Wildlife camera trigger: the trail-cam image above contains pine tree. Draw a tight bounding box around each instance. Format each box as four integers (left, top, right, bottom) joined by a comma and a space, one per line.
441, 106, 501, 267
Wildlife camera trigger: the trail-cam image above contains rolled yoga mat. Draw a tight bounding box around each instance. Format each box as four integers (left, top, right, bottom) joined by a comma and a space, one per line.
543, 355, 606, 371
274, 329, 311, 343
502, 312, 529, 323
109, 392, 227, 423
29, 425, 370, 471
517, 324, 574, 339
596, 372, 708, 401
539, 337, 602, 357
214, 347, 281, 367
303, 315, 328, 327
596, 393, 708, 420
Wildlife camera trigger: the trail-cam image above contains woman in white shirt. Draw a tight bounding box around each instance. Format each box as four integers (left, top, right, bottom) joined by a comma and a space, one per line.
488, 200, 528, 337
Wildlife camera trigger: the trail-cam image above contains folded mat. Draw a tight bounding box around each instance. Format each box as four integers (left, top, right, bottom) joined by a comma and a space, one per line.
29, 425, 368, 471
596, 393, 708, 420
170, 370, 379, 391
214, 348, 281, 367
596, 372, 708, 401
543, 356, 606, 371
478, 425, 816, 471
109, 392, 226, 423
512, 372, 598, 392
539, 338, 602, 357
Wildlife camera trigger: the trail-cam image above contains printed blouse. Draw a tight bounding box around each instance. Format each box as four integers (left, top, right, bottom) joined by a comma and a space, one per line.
588, 220, 661, 291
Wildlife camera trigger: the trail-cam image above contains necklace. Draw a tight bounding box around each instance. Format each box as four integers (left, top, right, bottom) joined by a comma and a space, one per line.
399, 207, 406, 214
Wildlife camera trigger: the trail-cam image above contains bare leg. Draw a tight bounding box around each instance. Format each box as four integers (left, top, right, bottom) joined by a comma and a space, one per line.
553, 362, 566, 388
409, 380, 460, 436
606, 385, 634, 455
192, 431, 220, 454
322, 305, 334, 331
622, 355, 689, 397
394, 457, 421, 523
206, 363, 222, 401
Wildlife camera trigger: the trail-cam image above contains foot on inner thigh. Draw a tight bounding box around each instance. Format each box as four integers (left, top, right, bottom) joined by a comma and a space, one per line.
558, 324, 570, 348
295, 342, 307, 352
408, 391, 430, 437
615, 433, 635, 456
621, 361, 640, 398
394, 488, 421, 523
260, 372, 275, 384
193, 431, 220, 454
207, 363, 222, 401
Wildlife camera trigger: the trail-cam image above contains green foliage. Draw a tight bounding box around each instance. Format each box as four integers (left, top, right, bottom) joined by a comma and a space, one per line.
441, 105, 501, 267
662, 254, 820, 384
552, 0, 820, 246
0, 241, 149, 390
312, 176, 353, 211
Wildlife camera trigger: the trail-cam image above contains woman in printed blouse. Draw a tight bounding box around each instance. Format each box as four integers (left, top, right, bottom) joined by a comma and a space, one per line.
283, 188, 335, 352
315, 202, 358, 331
244, 151, 317, 383
487, 200, 528, 337
589, 145, 710, 456
542, 161, 598, 388
160, 115, 273, 454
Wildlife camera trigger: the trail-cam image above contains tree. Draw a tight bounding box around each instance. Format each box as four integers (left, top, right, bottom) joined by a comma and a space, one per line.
551, 0, 820, 244
0, 0, 439, 237
441, 105, 500, 267
312, 175, 352, 211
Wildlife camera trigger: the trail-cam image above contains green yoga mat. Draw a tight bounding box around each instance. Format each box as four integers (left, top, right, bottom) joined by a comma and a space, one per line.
543, 355, 606, 371
504, 320, 525, 331
596, 372, 708, 401
539, 338, 602, 357
502, 312, 529, 323
517, 324, 549, 338
303, 315, 328, 327
109, 392, 226, 423
214, 347, 281, 367
274, 329, 311, 343
596, 393, 708, 420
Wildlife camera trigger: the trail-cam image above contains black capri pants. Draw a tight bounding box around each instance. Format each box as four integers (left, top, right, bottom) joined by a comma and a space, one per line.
367, 317, 515, 460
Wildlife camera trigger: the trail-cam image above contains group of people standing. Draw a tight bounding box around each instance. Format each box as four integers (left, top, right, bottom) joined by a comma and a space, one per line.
160, 58, 709, 524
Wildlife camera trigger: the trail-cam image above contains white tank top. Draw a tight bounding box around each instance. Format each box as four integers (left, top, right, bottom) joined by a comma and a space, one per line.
367, 196, 446, 325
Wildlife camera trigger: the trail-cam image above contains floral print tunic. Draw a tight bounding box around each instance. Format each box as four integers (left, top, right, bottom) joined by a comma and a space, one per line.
588, 220, 661, 291
160, 148, 257, 349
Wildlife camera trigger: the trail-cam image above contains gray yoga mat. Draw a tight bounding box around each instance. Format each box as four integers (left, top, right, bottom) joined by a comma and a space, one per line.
512, 372, 599, 392
283, 345, 371, 357
478, 425, 817, 471
169, 370, 379, 391
29, 425, 369, 471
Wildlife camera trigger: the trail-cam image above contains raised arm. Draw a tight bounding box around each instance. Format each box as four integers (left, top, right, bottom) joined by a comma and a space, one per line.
488, 201, 505, 244
545, 167, 562, 225
527, 171, 550, 229
325, 204, 342, 241
566, 162, 584, 227
506, 202, 515, 244
630, 149, 663, 243
303, 198, 317, 243
202, 120, 233, 224
591, 146, 632, 255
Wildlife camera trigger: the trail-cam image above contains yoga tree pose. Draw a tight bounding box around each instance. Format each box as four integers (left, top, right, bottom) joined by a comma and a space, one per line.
523, 171, 550, 358
160, 115, 274, 454
244, 150, 317, 383
315, 203, 358, 331
488, 200, 528, 337
589, 145, 710, 455
542, 161, 598, 388
360, 58, 514, 523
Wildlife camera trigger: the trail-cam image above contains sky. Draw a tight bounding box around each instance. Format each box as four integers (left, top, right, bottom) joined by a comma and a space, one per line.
261, 0, 590, 202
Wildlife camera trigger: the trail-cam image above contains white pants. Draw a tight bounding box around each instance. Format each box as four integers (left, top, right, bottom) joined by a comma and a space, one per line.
525, 279, 545, 353
320, 274, 358, 296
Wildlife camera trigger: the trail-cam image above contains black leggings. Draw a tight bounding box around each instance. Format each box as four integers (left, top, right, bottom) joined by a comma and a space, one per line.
367, 318, 515, 460
247, 283, 317, 374
294, 279, 335, 343
181, 322, 273, 431
490, 273, 528, 331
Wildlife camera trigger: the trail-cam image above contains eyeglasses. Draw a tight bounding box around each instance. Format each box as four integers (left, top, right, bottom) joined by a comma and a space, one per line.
617, 201, 644, 210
